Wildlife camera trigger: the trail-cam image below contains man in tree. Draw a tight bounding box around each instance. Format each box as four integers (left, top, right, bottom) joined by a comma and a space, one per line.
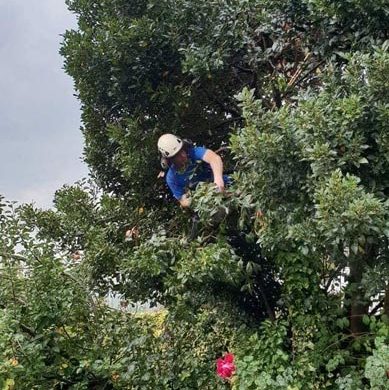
158, 134, 228, 208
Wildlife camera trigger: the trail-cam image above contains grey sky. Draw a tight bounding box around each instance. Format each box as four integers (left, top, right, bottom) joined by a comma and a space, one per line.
0, 0, 88, 209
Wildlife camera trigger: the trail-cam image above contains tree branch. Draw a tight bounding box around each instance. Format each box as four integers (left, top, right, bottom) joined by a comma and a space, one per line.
369, 298, 384, 316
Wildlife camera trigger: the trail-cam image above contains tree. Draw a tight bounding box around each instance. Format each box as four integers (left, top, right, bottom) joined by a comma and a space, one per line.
228, 46, 389, 387
1, 0, 389, 388
61, 0, 388, 201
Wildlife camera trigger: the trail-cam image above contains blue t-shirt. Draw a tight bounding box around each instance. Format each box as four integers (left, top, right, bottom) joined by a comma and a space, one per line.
166, 146, 213, 200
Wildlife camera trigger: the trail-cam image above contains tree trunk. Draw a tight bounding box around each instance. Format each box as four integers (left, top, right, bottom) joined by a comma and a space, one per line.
348, 261, 369, 336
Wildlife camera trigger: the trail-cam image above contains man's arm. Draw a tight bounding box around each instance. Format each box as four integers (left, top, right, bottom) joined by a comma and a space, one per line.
166, 170, 190, 207
202, 149, 225, 192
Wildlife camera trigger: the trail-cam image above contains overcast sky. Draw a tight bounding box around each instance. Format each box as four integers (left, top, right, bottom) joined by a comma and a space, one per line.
0, 0, 89, 209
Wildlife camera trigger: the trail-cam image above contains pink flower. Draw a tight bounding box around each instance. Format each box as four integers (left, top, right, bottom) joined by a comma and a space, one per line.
216, 353, 236, 379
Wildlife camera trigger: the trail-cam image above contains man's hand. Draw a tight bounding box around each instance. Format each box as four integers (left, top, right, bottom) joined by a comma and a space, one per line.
179, 194, 191, 208
214, 176, 225, 192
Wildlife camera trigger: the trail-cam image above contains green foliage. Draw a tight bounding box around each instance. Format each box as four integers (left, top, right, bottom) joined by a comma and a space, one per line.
0, 200, 240, 389
191, 182, 231, 224
231, 46, 389, 263
314, 170, 388, 256
121, 229, 245, 306
232, 320, 290, 389
364, 335, 389, 389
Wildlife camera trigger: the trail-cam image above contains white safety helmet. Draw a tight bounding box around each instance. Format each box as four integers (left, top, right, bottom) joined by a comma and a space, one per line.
157, 134, 183, 158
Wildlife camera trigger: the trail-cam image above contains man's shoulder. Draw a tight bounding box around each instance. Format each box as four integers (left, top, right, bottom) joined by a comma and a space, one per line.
190, 146, 208, 160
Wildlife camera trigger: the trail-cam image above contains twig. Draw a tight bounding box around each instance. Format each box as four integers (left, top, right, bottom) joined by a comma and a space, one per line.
294, 59, 326, 88
287, 52, 312, 87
